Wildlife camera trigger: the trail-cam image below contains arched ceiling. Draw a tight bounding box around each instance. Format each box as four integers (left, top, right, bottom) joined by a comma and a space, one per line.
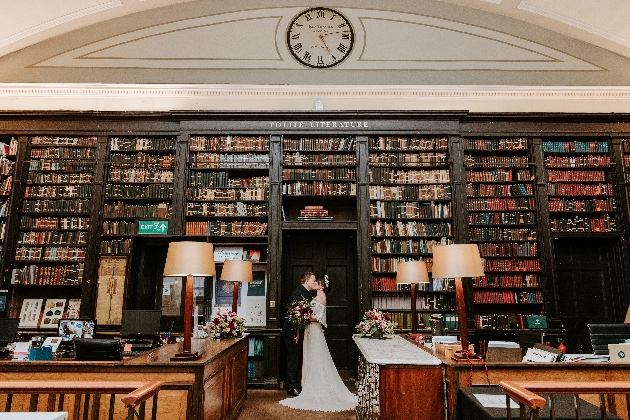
2, 0, 630, 86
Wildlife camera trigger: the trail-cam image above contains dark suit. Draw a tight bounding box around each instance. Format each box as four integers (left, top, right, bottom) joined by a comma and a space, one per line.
283, 284, 312, 391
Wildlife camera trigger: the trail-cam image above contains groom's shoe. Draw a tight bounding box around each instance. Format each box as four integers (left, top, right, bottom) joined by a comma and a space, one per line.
286, 388, 300, 396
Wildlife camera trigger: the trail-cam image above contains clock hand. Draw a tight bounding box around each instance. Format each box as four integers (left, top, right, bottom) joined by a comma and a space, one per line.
318, 33, 331, 54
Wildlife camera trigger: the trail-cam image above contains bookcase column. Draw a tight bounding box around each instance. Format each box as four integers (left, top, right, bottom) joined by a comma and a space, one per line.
356, 135, 371, 315
267, 135, 282, 329
610, 138, 630, 320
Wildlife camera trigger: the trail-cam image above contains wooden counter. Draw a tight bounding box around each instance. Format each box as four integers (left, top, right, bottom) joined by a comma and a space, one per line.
0, 336, 247, 420
354, 335, 445, 420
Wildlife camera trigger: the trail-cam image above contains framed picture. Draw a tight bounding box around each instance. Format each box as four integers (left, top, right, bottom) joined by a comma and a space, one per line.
95, 256, 128, 326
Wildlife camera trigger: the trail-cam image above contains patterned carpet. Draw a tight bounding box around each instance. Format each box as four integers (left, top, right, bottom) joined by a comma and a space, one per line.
237, 389, 357, 420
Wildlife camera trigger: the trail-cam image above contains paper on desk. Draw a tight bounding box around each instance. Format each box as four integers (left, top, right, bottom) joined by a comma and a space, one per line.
474, 394, 519, 408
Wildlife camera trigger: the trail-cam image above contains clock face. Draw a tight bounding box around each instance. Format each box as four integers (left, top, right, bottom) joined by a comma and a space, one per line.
287, 7, 354, 68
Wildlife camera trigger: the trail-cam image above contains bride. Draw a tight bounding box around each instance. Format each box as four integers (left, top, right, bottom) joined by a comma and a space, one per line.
280, 276, 358, 412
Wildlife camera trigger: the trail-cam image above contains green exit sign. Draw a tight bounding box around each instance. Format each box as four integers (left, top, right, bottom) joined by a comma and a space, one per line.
138, 220, 169, 235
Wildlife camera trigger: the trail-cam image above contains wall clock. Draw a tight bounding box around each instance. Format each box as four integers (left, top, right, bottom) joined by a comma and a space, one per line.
287, 7, 354, 68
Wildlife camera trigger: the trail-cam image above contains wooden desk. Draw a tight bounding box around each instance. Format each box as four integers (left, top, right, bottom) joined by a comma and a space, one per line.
0, 336, 247, 420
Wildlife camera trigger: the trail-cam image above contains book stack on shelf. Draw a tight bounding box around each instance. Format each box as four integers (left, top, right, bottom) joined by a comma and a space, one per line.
186, 135, 269, 237
368, 136, 455, 332
297, 206, 332, 221
247, 336, 265, 381
543, 139, 618, 234
464, 137, 545, 333
0, 136, 17, 270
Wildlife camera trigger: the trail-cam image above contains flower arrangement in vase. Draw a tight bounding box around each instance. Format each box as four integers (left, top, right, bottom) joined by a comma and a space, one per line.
206, 309, 246, 338
356, 309, 397, 339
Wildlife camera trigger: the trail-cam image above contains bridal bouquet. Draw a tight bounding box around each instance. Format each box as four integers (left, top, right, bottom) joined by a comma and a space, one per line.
206, 309, 246, 338
356, 309, 397, 338
286, 297, 313, 341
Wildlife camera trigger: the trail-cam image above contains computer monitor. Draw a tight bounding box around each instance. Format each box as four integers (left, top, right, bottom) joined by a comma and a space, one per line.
0, 318, 19, 346
588, 323, 630, 355
74, 338, 122, 361
58, 319, 96, 340
120, 310, 162, 339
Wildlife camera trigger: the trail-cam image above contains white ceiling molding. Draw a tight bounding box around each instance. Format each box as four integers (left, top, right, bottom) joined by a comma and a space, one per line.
1, 84, 630, 113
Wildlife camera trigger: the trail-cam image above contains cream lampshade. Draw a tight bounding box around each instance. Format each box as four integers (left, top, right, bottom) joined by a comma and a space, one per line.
220, 259, 253, 314
163, 241, 215, 361
432, 244, 484, 356
396, 261, 430, 335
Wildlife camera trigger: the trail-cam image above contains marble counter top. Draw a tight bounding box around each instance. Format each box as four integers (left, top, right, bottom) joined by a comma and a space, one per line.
353, 334, 442, 365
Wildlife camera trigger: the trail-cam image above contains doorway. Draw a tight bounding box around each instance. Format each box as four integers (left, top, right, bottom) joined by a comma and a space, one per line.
282, 230, 357, 376
553, 238, 619, 353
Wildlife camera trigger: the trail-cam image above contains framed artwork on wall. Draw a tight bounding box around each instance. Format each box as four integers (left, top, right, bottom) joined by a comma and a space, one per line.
95, 256, 128, 325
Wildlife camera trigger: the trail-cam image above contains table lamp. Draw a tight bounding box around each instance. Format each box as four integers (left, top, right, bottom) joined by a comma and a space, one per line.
220, 259, 253, 314
396, 260, 429, 335
163, 241, 215, 361
432, 244, 484, 359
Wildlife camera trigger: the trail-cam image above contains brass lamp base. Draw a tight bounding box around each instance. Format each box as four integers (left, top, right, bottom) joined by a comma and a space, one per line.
171, 351, 202, 361
451, 350, 483, 362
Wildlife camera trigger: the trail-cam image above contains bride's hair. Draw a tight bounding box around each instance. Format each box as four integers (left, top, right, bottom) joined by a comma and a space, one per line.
317, 275, 332, 294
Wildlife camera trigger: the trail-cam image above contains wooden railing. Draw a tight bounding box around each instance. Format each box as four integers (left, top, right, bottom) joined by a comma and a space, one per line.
0, 380, 163, 420
499, 381, 630, 420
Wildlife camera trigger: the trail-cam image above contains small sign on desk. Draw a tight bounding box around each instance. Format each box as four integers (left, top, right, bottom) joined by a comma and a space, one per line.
138, 220, 169, 235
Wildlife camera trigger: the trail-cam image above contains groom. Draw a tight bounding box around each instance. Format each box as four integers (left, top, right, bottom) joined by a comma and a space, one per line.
282, 271, 317, 396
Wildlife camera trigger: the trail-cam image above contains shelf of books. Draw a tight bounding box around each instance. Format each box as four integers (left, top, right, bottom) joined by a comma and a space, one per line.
281, 137, 357, 227
0, 136, 18, 276
247, 335, 266, 386
185, 135, 269, 240
368, 136, 454, 331
543, 139, 618, 236
8, 136, 97, 324
463, 137, 544, 341
101, 136, 176, 255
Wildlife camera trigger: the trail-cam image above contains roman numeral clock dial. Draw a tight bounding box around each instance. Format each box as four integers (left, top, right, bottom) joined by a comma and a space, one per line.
287, 7, 354, 68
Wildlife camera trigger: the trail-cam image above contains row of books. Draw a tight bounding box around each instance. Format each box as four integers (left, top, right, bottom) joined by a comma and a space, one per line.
190, 135, 269, 152
186, 202, 268, 217
0, 176, 12, 195
26, 172, 93, 184
483, 259, 541, 272
188, 173, 269, 188
99, 239, 132, 255
32, 136, 97, 146
474, 314, 512, 330
108, 168, 174, 183
103, 202, 171, 218
465, 169, 531, 182
368, 136, 448, 151
14, 246, 86, 261
380, 312, 458, 330
187, 187, 267, 201
369, 168, 450, 184
248, 337, 264, 357
105, 184, 174, 199
282, 182, 356, 196
28, 160, 95, 172
548, 197, 616, 212
282, 168, 356, 180
372, 293, 456, 311
371, 238, 450, 254
477, 242, 538, 257
189, 153, 269, 169
550, 215, 618, 232
547, 170, 606, 182
108, 152, 176, 167
370, 221, 452, 237
102, 221, 136, 235
185, 221, 268, 236
0, 157, 14, 175
11, 264, 84, 285
369, 185, 451, 200
467, 197, 536, 211
464, 137, 527, 151
469, 227, 537, 241
542, 141, 608, 153
30, 147, 96, 159
109, 137, 176, 151
473, 290, 544, 304
546, 183, 614, 196
545, 154, 610, 168
22, 199, 92, 214
369, 201, 451, 219
464, 155, 529, 168
466, 183, 531, 197
247, 360, 265, 378
20, 216, 90, 230
24, 185, 92, 198
0, 200, 8, 217
283, 137, 356, 151
474, 274, 540, 288
0, 138, 18, 155
283, 153, 356, 166
373, 275, 459, 292
368, 152, 447, 166
371, 248, 455, 272
468, 211, 536, 225
18, 231, 87, 245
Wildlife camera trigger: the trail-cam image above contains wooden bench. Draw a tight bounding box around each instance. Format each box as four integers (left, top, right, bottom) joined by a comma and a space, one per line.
0, 381, 163, 420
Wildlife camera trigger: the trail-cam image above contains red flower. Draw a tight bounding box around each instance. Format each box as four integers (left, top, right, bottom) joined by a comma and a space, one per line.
213, 318, 219, 325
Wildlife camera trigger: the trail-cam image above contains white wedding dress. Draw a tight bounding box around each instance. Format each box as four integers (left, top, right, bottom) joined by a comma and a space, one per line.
279, 300, 358, 412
